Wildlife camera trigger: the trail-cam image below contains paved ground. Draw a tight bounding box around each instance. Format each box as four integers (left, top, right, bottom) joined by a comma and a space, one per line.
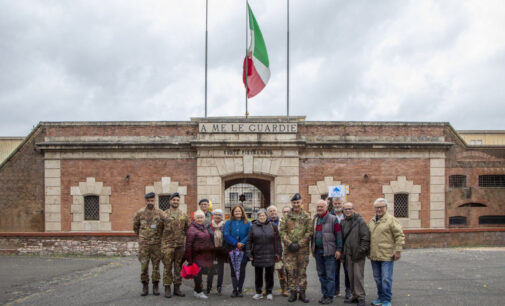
1, 248, 504, 306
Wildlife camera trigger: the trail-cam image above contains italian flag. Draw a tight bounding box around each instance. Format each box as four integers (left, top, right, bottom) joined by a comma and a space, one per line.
243, 4, 270, 98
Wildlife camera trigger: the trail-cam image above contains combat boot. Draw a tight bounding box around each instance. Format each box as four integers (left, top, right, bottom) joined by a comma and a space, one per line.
288, 290, 297, 302
173, 284, 185, 297
280, 280, 288, 297
141, 282, 148, 296
152, 282, 160, 296
299, 290, 309, 303
164, 285, 172, 298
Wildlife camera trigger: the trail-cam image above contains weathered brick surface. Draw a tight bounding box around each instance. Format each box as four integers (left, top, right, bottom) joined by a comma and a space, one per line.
298, 123, 444, 137
0, 129, 45, 232
60, 159, 197, 231
46, 124, 198, 137
1, 229, 504, 256
299, 158, 430, 226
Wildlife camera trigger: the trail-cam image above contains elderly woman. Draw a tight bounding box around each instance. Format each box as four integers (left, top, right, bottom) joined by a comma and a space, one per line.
185, 210, 214, 300
206, 209, 226, 295
246, 209, 282, 300
224, 205, 250, 297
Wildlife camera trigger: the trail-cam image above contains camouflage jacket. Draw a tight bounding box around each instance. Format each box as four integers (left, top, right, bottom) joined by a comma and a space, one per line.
280, 209, 313, 250
133, 207, 165, 245
161, 208, 189, 248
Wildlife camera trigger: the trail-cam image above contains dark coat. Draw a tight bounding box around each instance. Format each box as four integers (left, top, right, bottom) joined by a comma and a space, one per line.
246, 219, 282, 268
207, 223, 229, 262
185, 221, 214, 268
340, 212, 370, 261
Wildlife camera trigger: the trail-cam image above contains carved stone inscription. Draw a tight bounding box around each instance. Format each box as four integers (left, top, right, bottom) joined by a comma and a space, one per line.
199, 123, 297, 134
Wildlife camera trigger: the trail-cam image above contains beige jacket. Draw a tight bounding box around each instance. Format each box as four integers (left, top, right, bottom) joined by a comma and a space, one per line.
368, 213, 405, 261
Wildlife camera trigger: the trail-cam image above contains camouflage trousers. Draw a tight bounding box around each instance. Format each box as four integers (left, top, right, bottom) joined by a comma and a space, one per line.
162, 246, 185, 285
138, 243, 161, 283
283, 248, 309, 291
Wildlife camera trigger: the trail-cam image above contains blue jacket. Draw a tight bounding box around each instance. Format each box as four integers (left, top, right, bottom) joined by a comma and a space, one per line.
224, 219, 250, 249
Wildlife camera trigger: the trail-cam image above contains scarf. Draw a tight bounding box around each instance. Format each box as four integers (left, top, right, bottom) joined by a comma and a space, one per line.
211, 220, 225, 247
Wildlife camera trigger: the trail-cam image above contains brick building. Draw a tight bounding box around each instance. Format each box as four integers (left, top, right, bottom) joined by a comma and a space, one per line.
1, 117, 504, 233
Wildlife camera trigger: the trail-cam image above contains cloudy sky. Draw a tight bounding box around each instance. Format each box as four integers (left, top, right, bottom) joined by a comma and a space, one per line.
1, 0, 504, 136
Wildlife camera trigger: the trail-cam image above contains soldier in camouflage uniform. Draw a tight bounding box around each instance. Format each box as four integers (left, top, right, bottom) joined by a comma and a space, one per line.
160, 192, 189, 298
133, 192, 165, 296
279, 193, 313, 303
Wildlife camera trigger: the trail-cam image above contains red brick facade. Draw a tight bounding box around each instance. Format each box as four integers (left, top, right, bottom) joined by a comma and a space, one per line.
0, 119, 504, 233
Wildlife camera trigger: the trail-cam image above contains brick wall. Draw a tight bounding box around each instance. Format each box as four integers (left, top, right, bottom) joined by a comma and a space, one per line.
46, 124, 198, 137
299, 158, 431, 226
1, 229, 503, 256
298, 123, 444, 137
0, 128, 45, 232
60, 159, 197, 231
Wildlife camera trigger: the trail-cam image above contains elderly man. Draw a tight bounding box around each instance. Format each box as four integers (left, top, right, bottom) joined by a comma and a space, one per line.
133, 192, 165, 296
368, 198, 405, 306
161, 192, 189, 298
280, 193, 313, 303
197, 198, 213, 225
331, 197, 351, 299
340, 202, 370, 306
311, 200, 342, 304
267, 205, 280, 226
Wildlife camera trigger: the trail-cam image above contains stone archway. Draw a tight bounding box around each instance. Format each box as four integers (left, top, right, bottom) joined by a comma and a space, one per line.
223, 175, 272, 217
196, 152, 299, 211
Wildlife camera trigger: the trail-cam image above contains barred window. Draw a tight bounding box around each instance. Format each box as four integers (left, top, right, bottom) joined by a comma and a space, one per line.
479, 215, 505, 225
84, 195, 99, 221
159, 195, 171, 211
230, 192, 238, 201
244, 192, 253, 201
449, 216, 467, 225
394, 193, 409, 218
479, 175, 505, 187
449, 175, 467, 188
458, 203, 486, 208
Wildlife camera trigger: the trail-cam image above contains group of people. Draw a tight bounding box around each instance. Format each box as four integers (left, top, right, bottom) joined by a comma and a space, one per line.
133, 192, 405, 306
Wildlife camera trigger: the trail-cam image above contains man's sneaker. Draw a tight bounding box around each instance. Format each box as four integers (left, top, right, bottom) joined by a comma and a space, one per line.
357, 299, 365, 306
371, 298, 382, 305
252, 293, 263, 300
345, 290, 353, 300
266, 294, 273, 300
193, 291, 208, 299
381, 302, 391, 306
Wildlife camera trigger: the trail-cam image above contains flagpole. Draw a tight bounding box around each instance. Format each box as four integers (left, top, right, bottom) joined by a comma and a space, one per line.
205, 0, 208, 118
245, 0, 249, 118
287, 0, 290, 118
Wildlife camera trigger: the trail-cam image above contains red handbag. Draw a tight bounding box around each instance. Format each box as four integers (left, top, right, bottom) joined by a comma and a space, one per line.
180, 263, 201, 279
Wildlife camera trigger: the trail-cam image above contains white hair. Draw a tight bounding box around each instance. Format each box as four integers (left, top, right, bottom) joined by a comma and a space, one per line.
374, 198, 388, 207
194, 210, 205, 218
267, 205, 278, 212
316, 199, 328, 206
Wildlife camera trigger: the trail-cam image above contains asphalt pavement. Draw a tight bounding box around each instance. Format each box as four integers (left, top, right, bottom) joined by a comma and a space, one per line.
1, 248, 504, 306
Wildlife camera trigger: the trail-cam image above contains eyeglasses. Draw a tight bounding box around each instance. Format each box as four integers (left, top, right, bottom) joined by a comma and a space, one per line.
374, 206, 386, 209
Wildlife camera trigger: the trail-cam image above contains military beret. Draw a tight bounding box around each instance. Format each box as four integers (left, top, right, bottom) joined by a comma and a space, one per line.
199, 198, 209, 205
290, 193, 302, 201
145, 192, 155, 199
169, 192, 180, 200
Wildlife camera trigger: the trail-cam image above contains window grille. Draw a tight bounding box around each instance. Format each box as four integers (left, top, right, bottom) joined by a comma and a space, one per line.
230, 192, 238, 201
244, 192, 253, 201
478, 175, 505, 187
84, 195, 99, 221
394, 193, 409, 218
159, 195, 171, 211
449, 216, 467, 225
449, 175, 466, 188
458, 203, 486, 208
479, 215, 505, 225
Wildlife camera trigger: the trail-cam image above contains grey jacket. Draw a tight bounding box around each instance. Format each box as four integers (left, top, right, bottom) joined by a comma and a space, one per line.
340, 212, 370, 261
311, 213, 343, 257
